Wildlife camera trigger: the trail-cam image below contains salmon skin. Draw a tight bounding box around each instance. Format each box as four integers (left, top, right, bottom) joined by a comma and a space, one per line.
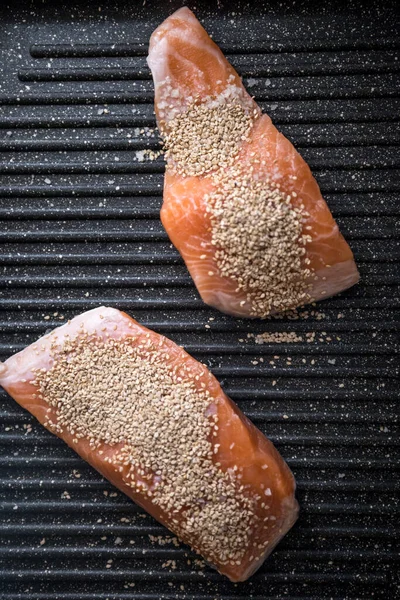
0, 307, 298, 582
148, 7, 360, 318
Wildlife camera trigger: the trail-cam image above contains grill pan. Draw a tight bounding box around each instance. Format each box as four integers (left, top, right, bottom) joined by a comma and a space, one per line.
0, 0, 399, 598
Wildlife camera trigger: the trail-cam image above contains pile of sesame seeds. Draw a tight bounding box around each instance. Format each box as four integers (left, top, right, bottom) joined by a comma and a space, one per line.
206, 172, 312, 316
163, 101, 254, 177
249, 331, 305, 344
161, 90, 314, 317
32, 333, 264, 567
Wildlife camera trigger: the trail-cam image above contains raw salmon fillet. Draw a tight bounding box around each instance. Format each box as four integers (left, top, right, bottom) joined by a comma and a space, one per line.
0, 307, 298, 582
148, 7, 360, 318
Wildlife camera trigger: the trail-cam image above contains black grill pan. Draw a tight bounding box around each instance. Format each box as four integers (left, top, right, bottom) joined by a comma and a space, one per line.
0, 0, 399, 598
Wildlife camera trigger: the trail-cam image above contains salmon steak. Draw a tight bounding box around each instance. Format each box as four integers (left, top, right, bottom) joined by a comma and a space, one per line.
0, 307, 299, 582
147, 7, 360, 318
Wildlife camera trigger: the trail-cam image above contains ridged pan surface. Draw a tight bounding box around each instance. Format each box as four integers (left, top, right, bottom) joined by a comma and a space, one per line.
0, 0, 399, 598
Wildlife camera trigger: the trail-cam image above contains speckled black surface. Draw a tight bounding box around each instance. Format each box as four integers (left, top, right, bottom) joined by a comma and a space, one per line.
0, 0, 399, 598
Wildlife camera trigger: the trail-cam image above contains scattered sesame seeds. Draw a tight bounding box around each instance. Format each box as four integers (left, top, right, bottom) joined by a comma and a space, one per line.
250, 331, 304, 344
32, 334, 262, 566
135, 148, 162, 162
244, 329, 333, 345
148, 534, 180, 547
194, 558, 206, 569
162, 559, 177, 570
